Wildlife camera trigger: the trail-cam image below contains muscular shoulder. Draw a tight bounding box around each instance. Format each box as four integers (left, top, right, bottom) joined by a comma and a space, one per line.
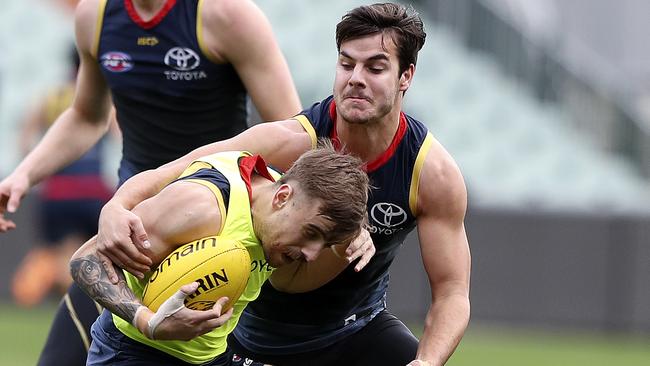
417, 139, 467, 221
199, 0, 273, 62
201, 0, 255, 27
74, 0, 102, 55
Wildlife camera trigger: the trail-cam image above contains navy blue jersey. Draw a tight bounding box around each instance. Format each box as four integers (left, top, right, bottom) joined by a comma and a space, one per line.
95, 0, 247, 171
234, 96, 434, 353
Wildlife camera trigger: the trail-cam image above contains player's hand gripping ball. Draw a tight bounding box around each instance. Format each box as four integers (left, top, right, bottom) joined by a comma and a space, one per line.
142, 236, 250, 312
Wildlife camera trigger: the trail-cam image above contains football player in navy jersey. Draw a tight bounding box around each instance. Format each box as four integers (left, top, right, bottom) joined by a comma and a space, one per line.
0, 0, 300, 365
97, 3, 470, 366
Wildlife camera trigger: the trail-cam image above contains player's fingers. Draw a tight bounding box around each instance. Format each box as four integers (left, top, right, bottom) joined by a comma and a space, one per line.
211, 296, 230, 316
96, 235, 137, 276
104, 252, 127, 275
354, 245, 375, 272
345, 239, 369, 263
344, 236, 363, 257
105, 230, 152, 270
110, 216, 152, 269
105, 244, 149, 278
119, 247, 153, 273
0, 217, 17, 232
186, 298, 233, 333
175, 300, 228, 333
222, 306, 234, 319
345, 228, 370, 257
129, 218, 151, 250
351, 238, 375, 271
179, 282, 199, 296
201, 307, 233, 331
97, 251, 120, 284
6, 187, 25, 213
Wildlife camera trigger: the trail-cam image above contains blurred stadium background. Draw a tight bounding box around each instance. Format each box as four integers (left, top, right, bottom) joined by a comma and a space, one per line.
1, 0, 650, 365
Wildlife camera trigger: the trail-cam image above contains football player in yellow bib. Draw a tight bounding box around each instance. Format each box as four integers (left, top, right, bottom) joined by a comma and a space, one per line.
70, 145, 370, 365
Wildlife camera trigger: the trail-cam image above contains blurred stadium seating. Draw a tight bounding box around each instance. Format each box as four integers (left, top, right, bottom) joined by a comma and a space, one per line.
2, 0, 650, 337
257, 0, 650, 214
0, 0, 72, 175
2, 0, 648, 214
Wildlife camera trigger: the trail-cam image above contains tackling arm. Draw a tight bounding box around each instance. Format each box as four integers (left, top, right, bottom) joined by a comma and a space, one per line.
409, 144, 471, 366
97, 119, 312, 278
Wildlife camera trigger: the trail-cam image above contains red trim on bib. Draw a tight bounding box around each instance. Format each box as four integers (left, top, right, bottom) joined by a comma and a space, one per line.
328, 101, 407, 173
125, 0, 176, 29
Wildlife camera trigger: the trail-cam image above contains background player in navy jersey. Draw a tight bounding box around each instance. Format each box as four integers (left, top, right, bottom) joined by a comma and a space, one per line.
11, 46, 115, 307
0, 0, 301, 365
96, 3, 471, 366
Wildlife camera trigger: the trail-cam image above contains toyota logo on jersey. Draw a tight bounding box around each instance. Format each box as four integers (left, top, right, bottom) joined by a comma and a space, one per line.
164, 47, 200, 71
370, 203, 407, 228
100, 52, 133, 72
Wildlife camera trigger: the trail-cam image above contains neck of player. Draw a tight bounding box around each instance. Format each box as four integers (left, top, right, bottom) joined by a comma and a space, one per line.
131, 0, 168, 20
336, 108, 402, 164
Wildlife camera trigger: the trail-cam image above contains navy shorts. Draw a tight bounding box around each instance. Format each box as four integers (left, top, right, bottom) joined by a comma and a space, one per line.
88, 311, 233, 366
39, 199, 105, 244
228, 310, 419, 366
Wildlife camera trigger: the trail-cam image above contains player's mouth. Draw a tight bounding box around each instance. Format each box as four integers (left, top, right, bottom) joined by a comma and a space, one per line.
343, 92, 370, 101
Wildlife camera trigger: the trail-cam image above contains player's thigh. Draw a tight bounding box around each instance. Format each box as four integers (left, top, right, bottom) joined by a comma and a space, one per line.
344, 311, 418, 366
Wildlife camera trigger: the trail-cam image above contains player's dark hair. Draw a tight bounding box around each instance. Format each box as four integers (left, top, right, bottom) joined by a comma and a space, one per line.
336, 3, 426, 75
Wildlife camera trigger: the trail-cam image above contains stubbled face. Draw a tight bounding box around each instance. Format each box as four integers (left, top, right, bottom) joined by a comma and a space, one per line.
257, 188, 333, 268
333, 32, 409, 125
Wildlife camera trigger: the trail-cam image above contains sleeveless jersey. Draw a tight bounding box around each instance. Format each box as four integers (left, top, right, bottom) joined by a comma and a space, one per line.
113, 151, 280, 364
234, 96, 434, 353
95, 0, 247, 171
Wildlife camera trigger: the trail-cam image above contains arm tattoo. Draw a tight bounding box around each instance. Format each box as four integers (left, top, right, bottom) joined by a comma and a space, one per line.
70, 254, 142, 324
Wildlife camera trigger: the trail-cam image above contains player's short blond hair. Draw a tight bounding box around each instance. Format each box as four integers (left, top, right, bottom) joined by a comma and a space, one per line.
279, 140, 369, 245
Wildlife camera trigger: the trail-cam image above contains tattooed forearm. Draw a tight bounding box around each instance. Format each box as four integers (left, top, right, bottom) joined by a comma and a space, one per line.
70, 254, 142, 323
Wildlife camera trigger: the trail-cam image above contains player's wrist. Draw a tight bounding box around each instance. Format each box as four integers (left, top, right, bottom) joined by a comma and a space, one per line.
102, 198, 128, 213
133, 305, 154, 338
11, 165, 34, 187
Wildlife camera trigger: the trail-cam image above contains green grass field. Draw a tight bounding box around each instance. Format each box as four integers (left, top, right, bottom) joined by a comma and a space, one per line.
1, 302, 650, 366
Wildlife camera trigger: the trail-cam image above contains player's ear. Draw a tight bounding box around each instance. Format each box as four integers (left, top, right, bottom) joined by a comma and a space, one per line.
399, 64, 415, 91
272, 184, 293, 210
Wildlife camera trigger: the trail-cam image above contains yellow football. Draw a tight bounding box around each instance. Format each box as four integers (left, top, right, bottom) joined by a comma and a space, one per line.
142, 236, 250, 312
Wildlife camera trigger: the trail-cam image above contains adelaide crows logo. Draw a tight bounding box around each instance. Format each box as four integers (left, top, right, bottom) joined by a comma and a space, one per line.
100, 52, 133, 72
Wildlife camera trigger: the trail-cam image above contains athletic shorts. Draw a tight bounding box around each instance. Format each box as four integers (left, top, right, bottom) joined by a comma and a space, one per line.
39, 199, 105, 244
88, 311, 232, 366
228, 310, 419, 366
